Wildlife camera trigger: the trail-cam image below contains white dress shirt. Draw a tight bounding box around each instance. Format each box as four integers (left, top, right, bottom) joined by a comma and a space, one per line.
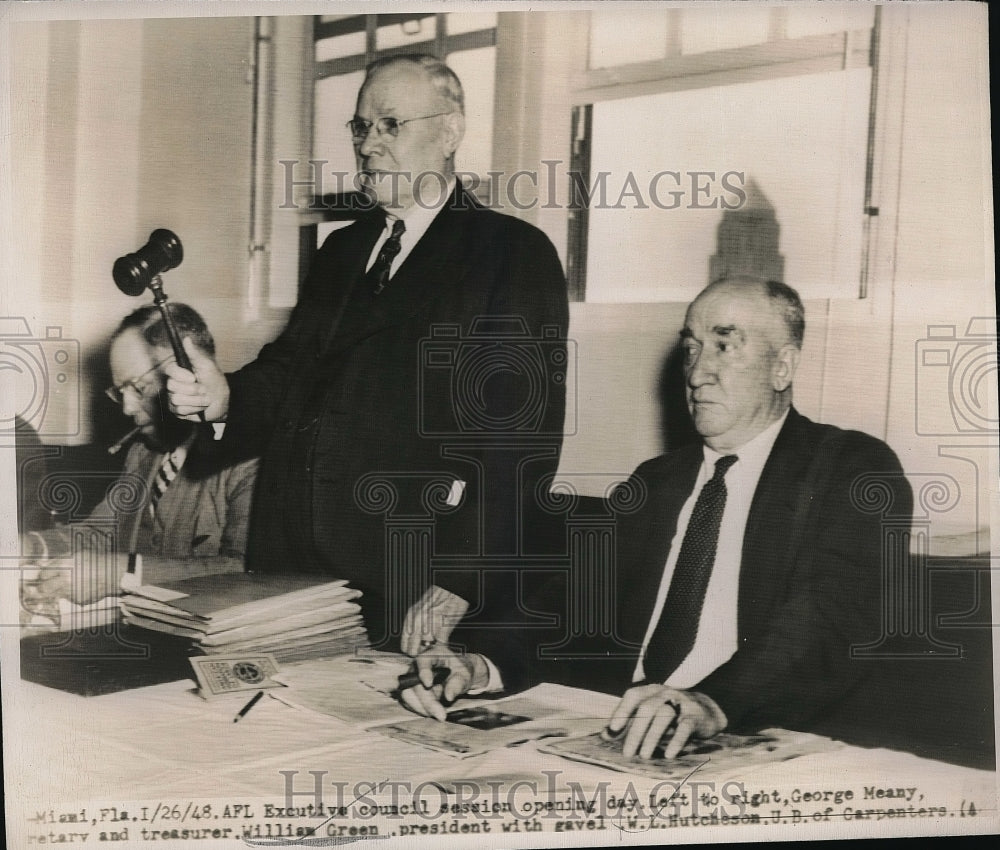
365, 177, 457, 278
634, 410, 790, 687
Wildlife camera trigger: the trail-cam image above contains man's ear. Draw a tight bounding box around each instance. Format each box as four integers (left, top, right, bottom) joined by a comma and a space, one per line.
772, 344, 800, 392
441, 111, 465, 158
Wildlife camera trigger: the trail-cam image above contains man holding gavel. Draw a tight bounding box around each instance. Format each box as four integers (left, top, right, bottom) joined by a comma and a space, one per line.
163, 53, 569, 650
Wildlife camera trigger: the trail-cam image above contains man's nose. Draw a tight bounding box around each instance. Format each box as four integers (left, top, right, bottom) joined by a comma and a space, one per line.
357, 124, 384, 158
121, 387, 141, 417
686, 350, 713, 387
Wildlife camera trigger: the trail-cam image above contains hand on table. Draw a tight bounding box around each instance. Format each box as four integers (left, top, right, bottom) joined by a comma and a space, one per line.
400, 584, 469, 656
163, 337, 230, 422
603, 684, 727, 760
398, 644, 490, 722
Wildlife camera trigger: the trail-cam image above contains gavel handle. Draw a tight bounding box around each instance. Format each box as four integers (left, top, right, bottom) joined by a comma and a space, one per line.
150, 275, 206, 422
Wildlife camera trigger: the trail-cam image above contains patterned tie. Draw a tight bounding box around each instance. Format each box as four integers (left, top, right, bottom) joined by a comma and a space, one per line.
148, 446, 186, 519
367, 218, 406, 295
643, 453, 739, 683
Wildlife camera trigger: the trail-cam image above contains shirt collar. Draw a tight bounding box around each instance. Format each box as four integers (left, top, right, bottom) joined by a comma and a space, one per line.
383, 176, 456, 235
702, 408, 790, 474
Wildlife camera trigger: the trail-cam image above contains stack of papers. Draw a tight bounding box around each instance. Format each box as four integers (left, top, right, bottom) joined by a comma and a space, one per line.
120, 574, 369, 663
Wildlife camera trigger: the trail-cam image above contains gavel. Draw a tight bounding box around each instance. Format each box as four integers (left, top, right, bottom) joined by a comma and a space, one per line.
112, 228, 193, 371
113, 228, 204, 422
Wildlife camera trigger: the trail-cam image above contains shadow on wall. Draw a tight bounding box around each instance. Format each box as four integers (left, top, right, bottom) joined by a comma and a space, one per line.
657, 339, 700, 454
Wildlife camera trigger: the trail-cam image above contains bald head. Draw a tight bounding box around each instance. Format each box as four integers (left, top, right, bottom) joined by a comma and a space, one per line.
681, 278, 804, 450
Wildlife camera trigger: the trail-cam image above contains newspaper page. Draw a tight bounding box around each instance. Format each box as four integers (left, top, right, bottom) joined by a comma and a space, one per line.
1, 1, 996, 849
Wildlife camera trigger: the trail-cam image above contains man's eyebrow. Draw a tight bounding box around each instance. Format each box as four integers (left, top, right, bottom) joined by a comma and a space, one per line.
712, 324, 744, 338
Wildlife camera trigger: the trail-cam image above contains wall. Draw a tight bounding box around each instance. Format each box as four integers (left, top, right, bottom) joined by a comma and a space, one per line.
8, 16, 257, 444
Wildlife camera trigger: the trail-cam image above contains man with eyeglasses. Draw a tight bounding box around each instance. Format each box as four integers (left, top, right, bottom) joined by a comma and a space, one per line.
21, 305, 257, 621
164, 54, 569, 652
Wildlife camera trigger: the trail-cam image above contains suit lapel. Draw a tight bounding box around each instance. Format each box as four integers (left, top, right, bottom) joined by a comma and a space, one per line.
621, 450, 702, 644
738, 408, 815, 636
318, 213, 384, 355
323, 186, 481, 359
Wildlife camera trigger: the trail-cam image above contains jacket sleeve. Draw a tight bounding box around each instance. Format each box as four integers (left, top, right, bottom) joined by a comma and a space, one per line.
695, 434, 913, 732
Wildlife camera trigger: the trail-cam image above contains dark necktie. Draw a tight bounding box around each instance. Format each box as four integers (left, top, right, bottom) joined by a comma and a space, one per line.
367, 218, 406, 295
643, 453, 739, 683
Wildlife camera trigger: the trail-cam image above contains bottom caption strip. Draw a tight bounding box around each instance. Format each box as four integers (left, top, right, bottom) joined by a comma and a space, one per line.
22, 781, 991, 845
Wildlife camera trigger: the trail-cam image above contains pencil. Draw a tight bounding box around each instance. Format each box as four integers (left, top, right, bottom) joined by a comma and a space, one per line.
233, 690, 265, 722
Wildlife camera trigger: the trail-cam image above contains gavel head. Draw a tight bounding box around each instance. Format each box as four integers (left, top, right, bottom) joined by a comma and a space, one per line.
112, 229, 183, 296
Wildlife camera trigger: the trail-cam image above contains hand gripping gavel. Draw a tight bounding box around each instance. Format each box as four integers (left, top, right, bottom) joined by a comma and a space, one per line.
113, 229, 204, 421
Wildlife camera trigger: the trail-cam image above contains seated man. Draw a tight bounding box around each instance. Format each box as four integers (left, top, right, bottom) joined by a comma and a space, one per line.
399, 276, 912, 760
21, 304, 258, 623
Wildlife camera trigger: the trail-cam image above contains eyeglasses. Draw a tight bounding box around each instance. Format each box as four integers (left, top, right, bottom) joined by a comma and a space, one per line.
104, 356, 175, 405
346, 112, 452, 143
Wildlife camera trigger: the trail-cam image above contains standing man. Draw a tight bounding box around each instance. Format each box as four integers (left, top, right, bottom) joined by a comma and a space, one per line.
402, 276, 912, 760
165, 55, 569, 647
22, 304, 257, 618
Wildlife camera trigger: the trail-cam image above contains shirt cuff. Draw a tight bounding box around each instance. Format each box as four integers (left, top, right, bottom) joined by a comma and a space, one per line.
467, 655, 504, 695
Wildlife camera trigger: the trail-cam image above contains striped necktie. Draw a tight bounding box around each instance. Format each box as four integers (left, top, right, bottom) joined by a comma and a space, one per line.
149, 446, 186, 518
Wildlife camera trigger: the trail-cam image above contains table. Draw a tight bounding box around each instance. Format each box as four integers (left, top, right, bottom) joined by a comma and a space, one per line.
6, 656, 998, 848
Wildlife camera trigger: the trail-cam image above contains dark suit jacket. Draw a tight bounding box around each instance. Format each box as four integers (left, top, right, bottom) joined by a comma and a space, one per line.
473, 408, 914, 743
220, 186, 569, 643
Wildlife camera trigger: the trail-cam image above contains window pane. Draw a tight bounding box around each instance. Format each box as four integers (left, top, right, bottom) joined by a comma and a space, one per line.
585, 67, 872, 302
786, 4, 875, 39
681, 5, 772, 55
446, 46, 495, 177
589, 10, 670, 69
313, 70, 365, 191
446, 12, 498, 35
315, 31, 365, 63
377, 15, 436, 51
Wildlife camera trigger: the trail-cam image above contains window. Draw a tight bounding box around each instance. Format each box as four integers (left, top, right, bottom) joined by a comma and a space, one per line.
568, 5, 879, 302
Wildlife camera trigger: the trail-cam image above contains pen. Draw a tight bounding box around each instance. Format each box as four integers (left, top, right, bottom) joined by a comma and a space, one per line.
233, 690, 264, 723
395, 666, 449, 693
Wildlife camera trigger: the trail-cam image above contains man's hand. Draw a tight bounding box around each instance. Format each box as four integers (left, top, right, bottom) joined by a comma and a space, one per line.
398, 645, 490, 721
163, 337, 230, 422
21, 553, 125, 609
400, 584, 469, 656
604, 685, 727, 760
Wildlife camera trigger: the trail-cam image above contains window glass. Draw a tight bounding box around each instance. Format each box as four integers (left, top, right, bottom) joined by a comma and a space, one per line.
313, 70, 365, 189
680, 6, 772, 55
445, 46, 496, 178
446, 12, 498, 35
786, 4, 875, 39
585, 67, 872, 302
589, 10, 670, 69
315, 31, 366, 63
376, 16, 435, 51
